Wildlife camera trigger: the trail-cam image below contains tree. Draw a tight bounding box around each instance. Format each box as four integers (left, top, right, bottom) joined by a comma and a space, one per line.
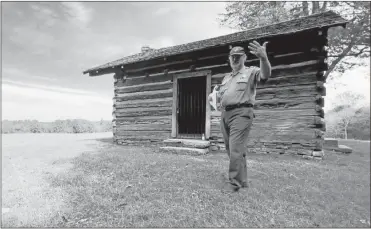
347, 106, 370, 140
328, 91, 365, 139
218, 1, 370, 80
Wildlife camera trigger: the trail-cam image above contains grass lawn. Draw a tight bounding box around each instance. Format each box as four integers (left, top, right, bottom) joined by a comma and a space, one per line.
46, 138, 370, 228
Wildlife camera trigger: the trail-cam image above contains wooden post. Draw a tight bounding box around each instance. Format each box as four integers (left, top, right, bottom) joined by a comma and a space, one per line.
171, 74, 178, 138
205, 72, 211, 140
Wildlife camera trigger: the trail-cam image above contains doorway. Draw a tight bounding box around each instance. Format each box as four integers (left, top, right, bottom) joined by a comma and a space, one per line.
177, 76, 206, 138
171, 70, 211, 140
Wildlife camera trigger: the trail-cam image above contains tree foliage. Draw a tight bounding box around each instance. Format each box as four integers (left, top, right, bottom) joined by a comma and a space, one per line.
218, 1, 370, 80
325, 90, 368, 139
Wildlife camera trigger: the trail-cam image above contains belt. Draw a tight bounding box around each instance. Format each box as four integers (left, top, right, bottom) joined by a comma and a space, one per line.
224, 103, 253, 111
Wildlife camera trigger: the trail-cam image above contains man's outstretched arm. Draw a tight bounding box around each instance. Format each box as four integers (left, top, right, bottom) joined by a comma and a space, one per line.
248, 40, 271, 80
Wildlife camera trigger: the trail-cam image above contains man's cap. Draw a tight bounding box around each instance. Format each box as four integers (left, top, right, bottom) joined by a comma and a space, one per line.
229, 46, 245, 56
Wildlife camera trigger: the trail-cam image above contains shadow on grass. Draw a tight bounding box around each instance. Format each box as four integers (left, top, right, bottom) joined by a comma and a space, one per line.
45, 139, 371, 228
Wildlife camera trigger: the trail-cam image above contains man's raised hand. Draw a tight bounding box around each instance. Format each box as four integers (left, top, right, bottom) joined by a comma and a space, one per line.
248, 41, 268, 60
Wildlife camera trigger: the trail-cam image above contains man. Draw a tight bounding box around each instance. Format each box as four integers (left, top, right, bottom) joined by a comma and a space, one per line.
210, 41, 271, 193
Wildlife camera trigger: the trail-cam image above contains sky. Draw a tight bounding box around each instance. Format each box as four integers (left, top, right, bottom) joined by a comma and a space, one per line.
325, 61, 370, 112
1, 2, 370, 121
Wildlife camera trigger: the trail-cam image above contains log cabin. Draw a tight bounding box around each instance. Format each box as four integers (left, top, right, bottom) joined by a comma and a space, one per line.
83, 11, 348, 158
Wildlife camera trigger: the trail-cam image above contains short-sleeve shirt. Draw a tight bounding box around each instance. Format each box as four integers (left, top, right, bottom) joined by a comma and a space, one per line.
218, 66, 265, 108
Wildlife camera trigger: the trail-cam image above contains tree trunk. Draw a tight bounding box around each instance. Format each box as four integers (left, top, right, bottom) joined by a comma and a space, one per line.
344, 121, 350, 139
302, 1, 309, 16
344, 126, 348, 139
312, 2, 320, 14
325, 43, 354, 80
320, 1, 328, 12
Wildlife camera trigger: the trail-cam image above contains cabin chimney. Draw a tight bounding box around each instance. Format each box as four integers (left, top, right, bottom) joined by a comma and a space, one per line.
141, 45, 153, 53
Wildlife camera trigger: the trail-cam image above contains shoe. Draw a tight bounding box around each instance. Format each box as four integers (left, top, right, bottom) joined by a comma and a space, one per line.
220, 173, 228, 182
221, 182, 239, 193
241, 182, 248, 188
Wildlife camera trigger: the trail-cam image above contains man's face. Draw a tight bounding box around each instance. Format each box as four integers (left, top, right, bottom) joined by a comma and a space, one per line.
229, 54, 246, 70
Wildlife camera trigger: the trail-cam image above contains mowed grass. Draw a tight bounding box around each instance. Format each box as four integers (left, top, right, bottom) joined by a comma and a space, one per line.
47, 139, 370, 228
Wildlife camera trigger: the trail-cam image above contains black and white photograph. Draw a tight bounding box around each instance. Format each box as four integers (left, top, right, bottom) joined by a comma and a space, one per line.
1, 1, 370, 227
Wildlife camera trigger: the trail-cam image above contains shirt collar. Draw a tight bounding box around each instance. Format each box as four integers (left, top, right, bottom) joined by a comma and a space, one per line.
231, 66, 247, 76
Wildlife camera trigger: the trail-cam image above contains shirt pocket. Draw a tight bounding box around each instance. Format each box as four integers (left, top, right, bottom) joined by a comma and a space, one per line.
236, 78, 248, 91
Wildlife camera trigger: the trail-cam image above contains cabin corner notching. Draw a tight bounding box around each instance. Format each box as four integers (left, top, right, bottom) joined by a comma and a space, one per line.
84, 11, 348, 157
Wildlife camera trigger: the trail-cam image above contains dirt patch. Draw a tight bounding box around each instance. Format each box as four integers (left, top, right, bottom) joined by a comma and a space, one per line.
1, 133, 112, 227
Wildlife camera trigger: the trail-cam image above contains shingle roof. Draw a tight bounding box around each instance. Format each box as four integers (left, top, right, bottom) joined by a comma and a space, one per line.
83, 10, 347, 75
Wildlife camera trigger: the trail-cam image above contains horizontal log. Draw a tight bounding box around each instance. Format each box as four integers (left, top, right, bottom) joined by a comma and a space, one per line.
273, 60, 318, 71
115, 97, 173, 109
115, 81, 172, 94
249, 139, 324, 149
254, 97, 318, 110
274, 52, 304, 58
211, 115, 326, 135
211, 59, 322, 82
115, 89, 173, 101
211, 115, 325, 129
212, 121, 317, 133
117, 139, 164, 144
114, 115, 172, 124
197, 51, 317, 71
257, 72, 318, 89
126, 59, 193, 74
250, 147, 313, 155
272, 61, 325, 78
212, 109, 322, 118
210, 138, 323, 149
256, 84, 324, 101
117, 140, 153, 145
212, 123, 326, 136
115, 108, 172, 117
116, 123, 171, 131
163, 139, 210, 149
212, 71, 318, 89
115, 73, 173, 87
88, 66, 121, 77
211, 120, 323, 131
210, 127, 324, 141
212, 60, 320, 81
115, 106, 171, 114
115, 131, 171, 140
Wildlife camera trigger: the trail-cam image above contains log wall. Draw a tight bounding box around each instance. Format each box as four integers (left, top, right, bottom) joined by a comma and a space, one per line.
208, 30, 328, 156
112, 28, 328, 156
209, 60, 326, 155
112, 74, 174, 145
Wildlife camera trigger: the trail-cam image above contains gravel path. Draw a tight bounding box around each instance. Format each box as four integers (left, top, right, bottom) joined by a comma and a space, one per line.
2, 132, 113, 227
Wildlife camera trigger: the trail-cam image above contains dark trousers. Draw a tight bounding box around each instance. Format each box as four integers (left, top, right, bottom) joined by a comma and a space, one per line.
220, 107, 254, 188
